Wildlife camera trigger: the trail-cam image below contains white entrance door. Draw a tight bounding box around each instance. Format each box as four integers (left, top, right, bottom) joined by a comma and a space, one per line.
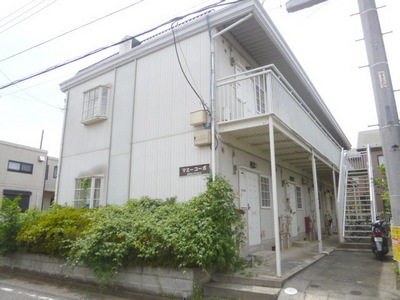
240, 170, 261, 246
288, 183, 299, 237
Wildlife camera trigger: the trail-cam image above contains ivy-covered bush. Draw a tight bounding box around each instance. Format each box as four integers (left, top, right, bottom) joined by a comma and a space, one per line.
68, 176, 244, 281
17, 206, 93, 256
0, 176, 244, 283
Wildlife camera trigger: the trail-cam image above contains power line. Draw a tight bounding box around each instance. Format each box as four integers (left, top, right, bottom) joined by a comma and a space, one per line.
0, 0, 144, 63
0, 70, 62, 110
0, 0, 57, 35
0, 0, 243, 90
0, 0, 36, 23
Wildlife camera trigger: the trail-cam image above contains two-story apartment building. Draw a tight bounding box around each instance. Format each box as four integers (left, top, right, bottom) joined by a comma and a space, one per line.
0, 140, 58, 211
57, 0, 351, 256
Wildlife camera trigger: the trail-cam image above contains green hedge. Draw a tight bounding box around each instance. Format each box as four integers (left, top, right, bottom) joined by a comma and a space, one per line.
1, 176, 244, 282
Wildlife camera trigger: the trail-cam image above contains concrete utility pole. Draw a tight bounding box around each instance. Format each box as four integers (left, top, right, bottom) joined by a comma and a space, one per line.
357, 0, 400, 228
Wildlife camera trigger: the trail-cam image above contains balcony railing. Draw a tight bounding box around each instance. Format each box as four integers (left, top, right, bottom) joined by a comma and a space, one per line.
216, 64, 342, 165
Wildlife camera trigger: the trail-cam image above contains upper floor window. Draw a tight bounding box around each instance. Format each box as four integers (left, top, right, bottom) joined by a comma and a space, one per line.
7, 160, 33, 174
260, 176, 271, 208
81, 86, 109, 125
256, 83, 266, 114
74, 177, 101, 208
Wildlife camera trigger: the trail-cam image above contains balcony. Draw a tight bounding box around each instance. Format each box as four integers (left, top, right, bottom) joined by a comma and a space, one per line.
216, 65, 342, 180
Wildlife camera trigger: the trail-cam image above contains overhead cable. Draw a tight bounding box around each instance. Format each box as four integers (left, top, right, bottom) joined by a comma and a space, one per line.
0, 0, 243, 90
0, 0, 144, 63
0, 0, 57, 35
0, 0, 36, 23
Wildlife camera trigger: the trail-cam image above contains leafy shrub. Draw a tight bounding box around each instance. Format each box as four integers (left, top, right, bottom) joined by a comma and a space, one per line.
17, 206, 93, 256
68, 176, 244, 282
0, 197, 23, 254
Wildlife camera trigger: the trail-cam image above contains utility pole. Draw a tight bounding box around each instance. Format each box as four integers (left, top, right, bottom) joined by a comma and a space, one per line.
357, 0, 400, 233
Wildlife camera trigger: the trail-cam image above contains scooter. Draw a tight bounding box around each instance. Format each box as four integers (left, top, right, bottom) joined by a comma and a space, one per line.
371, 219, 389, 260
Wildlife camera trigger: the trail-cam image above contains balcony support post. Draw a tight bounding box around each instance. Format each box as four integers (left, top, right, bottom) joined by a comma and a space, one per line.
269, 115, 281, 277
311, 149, 323, 253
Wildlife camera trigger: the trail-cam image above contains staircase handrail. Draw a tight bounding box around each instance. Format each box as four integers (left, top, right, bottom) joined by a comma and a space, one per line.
367, 144, 377, 222
337, 148, 347, 243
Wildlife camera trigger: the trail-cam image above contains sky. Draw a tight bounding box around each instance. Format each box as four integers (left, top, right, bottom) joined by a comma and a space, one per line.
0, 0, 399, 157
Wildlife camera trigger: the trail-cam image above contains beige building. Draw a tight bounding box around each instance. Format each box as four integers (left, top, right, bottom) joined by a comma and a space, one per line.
0, 140, 58, 211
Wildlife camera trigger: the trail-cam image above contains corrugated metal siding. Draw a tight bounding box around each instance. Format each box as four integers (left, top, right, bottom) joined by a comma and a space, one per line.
107, 62, 136, 205
130, 31, 211, 201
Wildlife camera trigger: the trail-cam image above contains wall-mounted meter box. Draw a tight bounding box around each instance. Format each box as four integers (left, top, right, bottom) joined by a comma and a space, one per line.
194, 129, 211, 146
190, 110, 208, 126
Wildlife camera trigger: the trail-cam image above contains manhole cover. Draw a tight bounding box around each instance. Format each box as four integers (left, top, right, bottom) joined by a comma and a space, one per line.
284, 287, 298, 295
351, 291, 362, 295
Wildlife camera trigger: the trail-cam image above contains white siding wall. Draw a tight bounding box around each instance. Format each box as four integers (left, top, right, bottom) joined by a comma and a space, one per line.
130, 31, 211, 202
57, 71, 115, 206
107, 62, 136, 205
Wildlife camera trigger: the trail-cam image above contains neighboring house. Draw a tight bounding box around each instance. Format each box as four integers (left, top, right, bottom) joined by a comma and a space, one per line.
357, 129, 385, 212
57, 0, 351, 255
0, 140, 58, 211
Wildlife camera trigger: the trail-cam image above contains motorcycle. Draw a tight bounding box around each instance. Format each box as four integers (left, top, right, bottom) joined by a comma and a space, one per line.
371, 219, 389, 260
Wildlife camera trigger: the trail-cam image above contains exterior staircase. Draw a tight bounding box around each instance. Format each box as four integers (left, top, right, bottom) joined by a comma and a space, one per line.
340, 149, 375, 249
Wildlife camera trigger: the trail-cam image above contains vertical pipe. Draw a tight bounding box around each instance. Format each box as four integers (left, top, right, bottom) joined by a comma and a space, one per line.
210, 29, 216, 181
336, 148, 345, 242
332, 168, 337, 233
312, 150, 323, 253
269, 115, 281, 277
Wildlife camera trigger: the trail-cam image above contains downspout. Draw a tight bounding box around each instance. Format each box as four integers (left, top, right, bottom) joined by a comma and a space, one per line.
311, 149, 323, 253
54, 93, 69, 205
208, 13, 252, 180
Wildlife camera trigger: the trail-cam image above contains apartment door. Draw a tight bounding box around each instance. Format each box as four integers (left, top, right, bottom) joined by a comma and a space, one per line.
240, 170, 261, 246
288, 183, 299, 237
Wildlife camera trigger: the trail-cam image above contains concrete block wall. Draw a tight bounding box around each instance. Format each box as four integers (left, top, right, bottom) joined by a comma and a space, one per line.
0, 253, 210, 298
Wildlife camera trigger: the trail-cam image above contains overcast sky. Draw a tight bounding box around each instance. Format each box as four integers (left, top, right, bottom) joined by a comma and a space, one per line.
0, 0, 399, 157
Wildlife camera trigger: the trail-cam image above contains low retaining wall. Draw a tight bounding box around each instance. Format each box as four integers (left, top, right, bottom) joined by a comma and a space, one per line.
0, 253, 210, 298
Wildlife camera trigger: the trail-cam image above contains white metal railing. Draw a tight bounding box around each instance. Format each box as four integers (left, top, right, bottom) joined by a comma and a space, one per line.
216, 64, 342, 165
345, 151, 369, 170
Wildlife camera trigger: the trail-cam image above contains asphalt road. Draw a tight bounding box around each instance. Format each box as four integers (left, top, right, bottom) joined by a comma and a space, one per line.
278, 250, 400, 300
0, 268, 144, 300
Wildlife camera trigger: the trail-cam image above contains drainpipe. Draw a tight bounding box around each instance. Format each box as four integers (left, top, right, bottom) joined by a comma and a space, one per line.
208, 13, 252, 180
311, 149, 323, 253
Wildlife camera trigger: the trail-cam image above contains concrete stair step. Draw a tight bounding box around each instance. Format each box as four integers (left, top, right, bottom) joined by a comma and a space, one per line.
203, 282, 280, 300
212, 273, 283, 288
339, 241, 370, 249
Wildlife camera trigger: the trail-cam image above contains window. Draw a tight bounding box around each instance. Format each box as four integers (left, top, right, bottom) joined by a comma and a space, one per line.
256, 84, 266, 114
81, 86, 109, 124
74, 177, 101, 208
260, 176, 271, 208
377, 155, 385, 166
296, 186, 303, 209
53, 166, 58, 178
7, 160, 33, 174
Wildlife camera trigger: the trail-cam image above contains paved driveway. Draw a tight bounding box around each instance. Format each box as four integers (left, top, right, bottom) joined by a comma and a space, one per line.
278, 250, 400, 300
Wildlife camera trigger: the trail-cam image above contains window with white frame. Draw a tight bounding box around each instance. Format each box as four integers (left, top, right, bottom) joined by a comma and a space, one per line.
377, 154, 385, 166
74, 177, 101, 208
81, 86, 109, 124
296, 186, 303, 209
260, 176, 271, 208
